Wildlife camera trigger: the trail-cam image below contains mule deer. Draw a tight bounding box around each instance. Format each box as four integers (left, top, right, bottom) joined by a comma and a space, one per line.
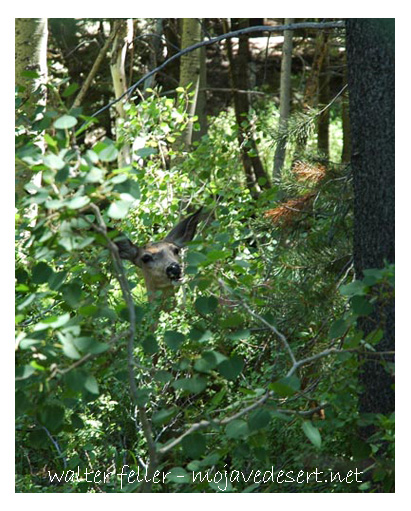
113, 208, 203, 302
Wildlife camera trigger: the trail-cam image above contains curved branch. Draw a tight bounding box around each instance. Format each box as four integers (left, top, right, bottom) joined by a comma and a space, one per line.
76, 20, 345, 134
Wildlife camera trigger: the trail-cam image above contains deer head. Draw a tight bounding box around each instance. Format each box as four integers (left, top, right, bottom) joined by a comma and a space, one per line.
113, 208, 203, 300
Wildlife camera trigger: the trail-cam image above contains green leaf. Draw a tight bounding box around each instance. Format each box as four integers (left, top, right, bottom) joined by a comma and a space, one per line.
79, 304, 98, 317
135, 387, 151, 406
217, 354, 244, 380
328, 318, 348, 339
189, 327, 213, 343
107, 199, 132, 219
228, 329, 251, 341
33, 313, 71, 331
73, 337, 109, 355
351, 295, 374, 316
340, 280, 367, 297
62, 83, 79, 97
99, 145, 118, 162
195, 296, 218, 315
154, 370, 173, 383
15, 365, 36, 381
134, 147, 157, 158
85, 167, 105, 183
186, 252, 207, 266
182, 433, 207, 459
194, 350, 227, 373
39, 404, 65, 432
166, 467, 190, 484
21, 70, 40, 79
67, 196, 90, 210
32, 262, 54, 284
269, 376, 301, 397
61, 282, 83, 308
365, 328, 384, 345
152, 407, 177, 425
56, 166, 69, 182
142, 334, 159, 355
225, 419, 249, 439
28, 429, 48, 448
54, 115, 78, 130
113, 179, 140, 199
43, 154, 65, 170
164, 330, 185, 351
248, 409, 271, 432
193, 356, 215, 374
58, 332, 81, 360
351, 437, 372, 460
202, 350, 227, 368
84, 375, 99, 395
64, 370, 99, 395
171, 376, 207, 394
362, 268, 385, 286
206, 249, 231, 262
302, 421, 322, 448
220, 313, 243, 328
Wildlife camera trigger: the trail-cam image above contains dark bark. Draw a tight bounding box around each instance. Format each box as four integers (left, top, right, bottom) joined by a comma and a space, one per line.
341, 54, 351, 163
346, 19, 395, 416
224, 19, 270, 197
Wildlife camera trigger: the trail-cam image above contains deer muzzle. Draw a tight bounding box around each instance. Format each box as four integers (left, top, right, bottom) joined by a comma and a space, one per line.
166, 262, 182, 281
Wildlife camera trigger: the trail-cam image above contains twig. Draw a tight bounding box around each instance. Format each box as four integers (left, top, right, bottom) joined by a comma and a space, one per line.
42, 426, 68, 469
56, 331, 126, 376
159, 391, 271, 455
217, 278, 297, 366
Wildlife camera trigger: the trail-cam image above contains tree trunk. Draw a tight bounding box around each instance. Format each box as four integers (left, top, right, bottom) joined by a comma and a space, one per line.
179, 18, 202, 148
341, 54, 351, 164
317, 33, 330, 158
15, 18, 48, 200
273, 18, 294, 178
346, 18, 395, 416
192, 42, 208, 143
143, 18, 163, 91
294, 29, 328, 159
224, 19, 270, 197
15, 18, 48, 110
110, 19, 133, 167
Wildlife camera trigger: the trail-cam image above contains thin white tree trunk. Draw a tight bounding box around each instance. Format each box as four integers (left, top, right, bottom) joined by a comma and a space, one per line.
110, 19, 133, 167
15, 18, 48, 200
179, 18, 202, 148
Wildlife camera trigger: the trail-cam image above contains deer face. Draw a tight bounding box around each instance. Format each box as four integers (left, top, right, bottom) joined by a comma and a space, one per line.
114, 208, 203, 299
135, 241, 184, 292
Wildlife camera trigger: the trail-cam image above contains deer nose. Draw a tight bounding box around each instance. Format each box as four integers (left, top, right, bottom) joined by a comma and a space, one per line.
166, 262, 182, 280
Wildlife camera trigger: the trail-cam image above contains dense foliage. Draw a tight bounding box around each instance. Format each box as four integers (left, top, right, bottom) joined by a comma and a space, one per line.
15, 19, 394, 493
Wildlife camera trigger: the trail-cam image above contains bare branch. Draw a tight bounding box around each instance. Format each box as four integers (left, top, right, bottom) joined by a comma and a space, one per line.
240, 299, 297, 365
72, 22, 120, 109
86, 203, 159, 492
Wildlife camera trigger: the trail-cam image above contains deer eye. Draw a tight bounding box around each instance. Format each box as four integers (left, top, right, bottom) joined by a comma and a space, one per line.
173, 246, 180, 256
141, 254, 153, 264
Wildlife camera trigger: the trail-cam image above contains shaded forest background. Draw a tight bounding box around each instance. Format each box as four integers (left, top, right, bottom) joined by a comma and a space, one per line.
15, 18, 394, 493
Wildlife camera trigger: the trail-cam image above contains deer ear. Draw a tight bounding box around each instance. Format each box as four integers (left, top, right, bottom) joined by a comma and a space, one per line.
112, 231, 141, 265
164, 207, 203, 247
